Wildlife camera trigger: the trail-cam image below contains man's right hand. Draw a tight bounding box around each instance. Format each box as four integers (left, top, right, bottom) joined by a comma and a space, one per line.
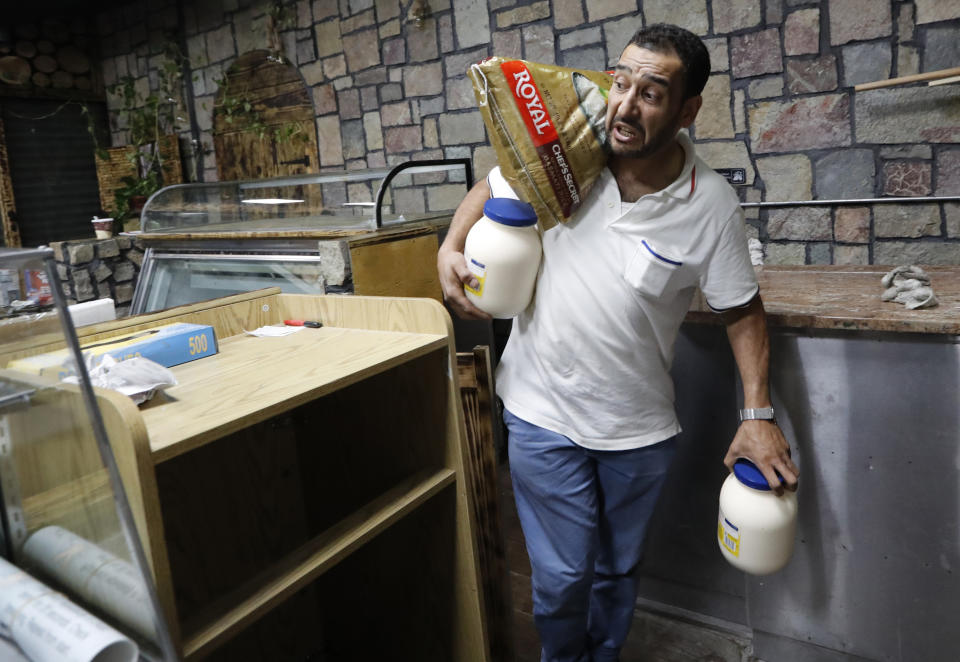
438, 247, 492, 320
437, 177, 494, 320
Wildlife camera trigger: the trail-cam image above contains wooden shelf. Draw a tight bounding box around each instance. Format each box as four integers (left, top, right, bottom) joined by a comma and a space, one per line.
2, 292, 489, 661
141, 326, 447, 463
181, 468, 455, 660
21, 469, 113, 530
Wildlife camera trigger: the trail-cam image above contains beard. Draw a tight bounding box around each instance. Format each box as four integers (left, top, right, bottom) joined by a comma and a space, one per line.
604, 116, 680, 160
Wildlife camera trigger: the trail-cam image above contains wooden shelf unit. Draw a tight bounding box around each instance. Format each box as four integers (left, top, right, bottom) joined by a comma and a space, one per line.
140, 324, 448, 462
181, 467, 456, 660
1, 289, 490, 662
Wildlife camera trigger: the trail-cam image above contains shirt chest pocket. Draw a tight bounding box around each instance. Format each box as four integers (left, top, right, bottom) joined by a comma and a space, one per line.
622, 239, 685, 299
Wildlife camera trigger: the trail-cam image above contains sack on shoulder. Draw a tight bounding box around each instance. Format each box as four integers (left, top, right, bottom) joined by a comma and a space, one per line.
469, 57, 612, 231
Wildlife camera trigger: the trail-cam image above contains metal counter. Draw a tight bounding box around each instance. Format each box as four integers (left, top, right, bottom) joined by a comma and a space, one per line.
638, 323, 960, 662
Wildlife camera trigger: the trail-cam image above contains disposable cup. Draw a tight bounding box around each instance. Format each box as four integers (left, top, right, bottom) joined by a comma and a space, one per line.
92, 217, 114, 239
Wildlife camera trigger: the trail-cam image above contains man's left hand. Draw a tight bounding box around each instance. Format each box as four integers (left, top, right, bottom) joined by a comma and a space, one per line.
724, 420, 798, 494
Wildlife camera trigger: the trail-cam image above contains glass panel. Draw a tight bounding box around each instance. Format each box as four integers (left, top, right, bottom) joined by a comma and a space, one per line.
140, 161, 469, 234
141, 255, 328, 313
141, 171, 387, 234
0, 248, 177, 661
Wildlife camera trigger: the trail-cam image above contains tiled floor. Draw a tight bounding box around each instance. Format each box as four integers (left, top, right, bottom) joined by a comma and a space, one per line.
497, 463, 760, 662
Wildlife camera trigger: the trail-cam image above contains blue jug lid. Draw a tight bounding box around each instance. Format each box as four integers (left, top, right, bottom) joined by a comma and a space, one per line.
733, 458, 782, 491
483, 198, 538, 227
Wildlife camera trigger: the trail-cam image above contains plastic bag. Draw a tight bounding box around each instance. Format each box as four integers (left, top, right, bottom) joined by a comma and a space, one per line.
63, 354, 177, 405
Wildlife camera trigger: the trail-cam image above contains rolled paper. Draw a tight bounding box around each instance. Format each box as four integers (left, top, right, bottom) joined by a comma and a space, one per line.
0, 555, 138, 662
22, 526, 157, 642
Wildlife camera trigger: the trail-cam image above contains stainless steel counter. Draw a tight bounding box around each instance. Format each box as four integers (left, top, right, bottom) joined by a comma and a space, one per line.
639, 269, 960, 662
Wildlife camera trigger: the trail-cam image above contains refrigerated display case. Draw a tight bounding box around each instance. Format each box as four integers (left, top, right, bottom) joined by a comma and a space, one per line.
131, 159, 473, 315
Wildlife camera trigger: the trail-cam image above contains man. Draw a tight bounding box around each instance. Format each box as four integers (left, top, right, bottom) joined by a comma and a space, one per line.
438, 24, 799, 662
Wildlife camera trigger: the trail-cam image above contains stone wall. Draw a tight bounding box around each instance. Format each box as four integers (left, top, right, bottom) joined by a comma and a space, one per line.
49, 237, 144, 317
95, 0, 960, 265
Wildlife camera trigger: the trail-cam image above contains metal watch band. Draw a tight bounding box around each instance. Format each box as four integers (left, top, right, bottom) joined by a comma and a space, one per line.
738, 407, 776, 422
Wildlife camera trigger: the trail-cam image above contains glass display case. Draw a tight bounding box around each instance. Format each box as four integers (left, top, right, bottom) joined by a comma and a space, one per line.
131, 159, 473, 315
140, 158, 472, 233
0, 248, 177, 661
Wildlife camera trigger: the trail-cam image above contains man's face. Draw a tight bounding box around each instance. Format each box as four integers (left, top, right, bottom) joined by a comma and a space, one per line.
605, 44, 698, 160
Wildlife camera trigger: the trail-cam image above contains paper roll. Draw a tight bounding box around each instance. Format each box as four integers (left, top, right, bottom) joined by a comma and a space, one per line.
0, 556, 138, 662
22, 526, 157, 642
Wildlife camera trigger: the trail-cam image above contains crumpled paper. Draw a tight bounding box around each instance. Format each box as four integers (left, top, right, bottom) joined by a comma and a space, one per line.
881, 265, 939, 310
748, 238, 764, 266
63, 354, 177, 405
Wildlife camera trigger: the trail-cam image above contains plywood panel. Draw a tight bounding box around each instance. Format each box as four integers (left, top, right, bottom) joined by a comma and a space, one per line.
459, 347, 514, 662
277, 292, 452, 336
181, 470, 455, 660
350, 234, 442, 301
0, 289, 281, 367
140, 326, 446, 461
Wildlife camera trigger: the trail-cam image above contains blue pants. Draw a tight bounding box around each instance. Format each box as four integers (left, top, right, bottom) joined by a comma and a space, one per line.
504, 409, 677, 662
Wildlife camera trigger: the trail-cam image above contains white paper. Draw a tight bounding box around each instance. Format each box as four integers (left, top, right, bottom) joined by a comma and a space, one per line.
243, 325, 305, 337
23, 527, 156, 641
0, 635, 31, 662
0, 556, 138, 662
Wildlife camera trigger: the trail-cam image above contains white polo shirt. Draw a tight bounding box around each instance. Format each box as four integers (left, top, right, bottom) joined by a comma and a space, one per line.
491, 132, 758, 451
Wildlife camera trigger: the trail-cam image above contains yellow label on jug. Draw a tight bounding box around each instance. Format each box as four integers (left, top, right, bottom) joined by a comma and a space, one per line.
718, 512, 740, 557
464, 258, 487, 297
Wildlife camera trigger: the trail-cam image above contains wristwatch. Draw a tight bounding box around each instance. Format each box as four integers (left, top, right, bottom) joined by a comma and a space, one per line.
738, 407, 776, 423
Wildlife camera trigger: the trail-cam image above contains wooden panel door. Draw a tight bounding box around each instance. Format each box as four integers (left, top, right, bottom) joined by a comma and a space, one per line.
213, 51, 319, 185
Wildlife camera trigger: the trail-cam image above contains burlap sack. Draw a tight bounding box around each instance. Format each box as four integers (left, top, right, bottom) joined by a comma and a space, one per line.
469, 57, 612, 231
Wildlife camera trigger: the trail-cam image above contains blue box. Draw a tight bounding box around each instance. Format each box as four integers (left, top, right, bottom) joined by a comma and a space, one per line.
9, 323, 218, 379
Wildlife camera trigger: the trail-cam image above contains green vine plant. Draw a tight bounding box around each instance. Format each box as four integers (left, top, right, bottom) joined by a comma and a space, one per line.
211, 75, 308, 145
103, 39, 190, 224
79, 103, 110, 162
103, 76, 166, 223
109, 42, 188, 150
264, 1, 296, 63
112, 170, 162, 224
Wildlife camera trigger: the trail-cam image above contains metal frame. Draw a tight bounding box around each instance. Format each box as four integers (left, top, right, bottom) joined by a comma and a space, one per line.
129, 247, 156, 314
136, 238, 327, 255
375, 158, 474, 228
742, 195, 960, 208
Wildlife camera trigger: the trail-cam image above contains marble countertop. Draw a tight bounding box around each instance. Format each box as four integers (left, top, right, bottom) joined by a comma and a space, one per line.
687, 265, 960, 335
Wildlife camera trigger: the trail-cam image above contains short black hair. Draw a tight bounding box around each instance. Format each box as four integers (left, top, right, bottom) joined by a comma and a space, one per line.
627, 23, 711, 100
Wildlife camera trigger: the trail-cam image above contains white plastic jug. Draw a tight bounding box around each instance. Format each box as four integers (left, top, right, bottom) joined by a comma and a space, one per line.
463, 198, 541, 318
717, 459, 798, 575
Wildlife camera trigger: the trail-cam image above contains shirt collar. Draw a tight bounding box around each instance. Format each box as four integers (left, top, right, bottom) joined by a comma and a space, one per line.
661, 130, 697, 200
601, 130, 698, 206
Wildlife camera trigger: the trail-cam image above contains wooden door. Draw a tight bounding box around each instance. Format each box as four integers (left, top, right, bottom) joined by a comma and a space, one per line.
212, 51, 319, 184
